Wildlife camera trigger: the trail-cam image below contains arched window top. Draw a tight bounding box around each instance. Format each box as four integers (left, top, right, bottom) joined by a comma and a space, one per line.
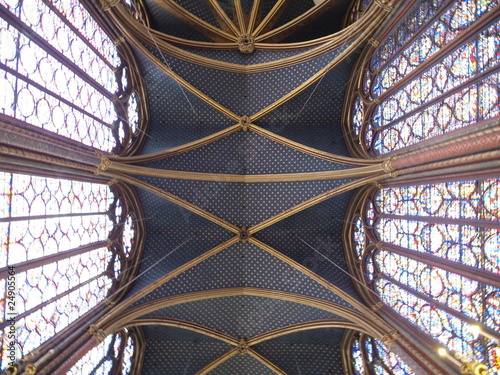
0, 0, 147, 154
343, 0, 500, 157
349, 332, 417, 375
345, 0, 372, 26
0, 171, 142, 369
121, 0, 149, 25
67, 328, 137, 374
346, 178, 500, 373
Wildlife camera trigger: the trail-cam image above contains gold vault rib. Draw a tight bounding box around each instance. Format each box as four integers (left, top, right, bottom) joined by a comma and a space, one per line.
112, 2, 383, 73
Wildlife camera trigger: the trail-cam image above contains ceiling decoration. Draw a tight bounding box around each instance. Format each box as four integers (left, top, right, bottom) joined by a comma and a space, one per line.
123, 0, 352, 53
252, 328, 346, 374
138, 132, 352, 174
139, 325, 233, 374
207, 353, 276, 375
89, 0, 402, 373
148, 295, 345, 337
131, 242, 356, 305
103, 0, 394, 126
141, 44, 352, 116
125, 188, 235, 290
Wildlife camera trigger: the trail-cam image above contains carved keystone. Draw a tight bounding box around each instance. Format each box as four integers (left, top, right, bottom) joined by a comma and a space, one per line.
239, 116, 251, 132
237, 338, 249, 354
238, 34, 255, 54
239, 227, 249, 242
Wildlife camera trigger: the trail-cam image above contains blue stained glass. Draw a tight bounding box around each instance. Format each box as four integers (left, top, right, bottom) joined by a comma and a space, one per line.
361, 178, 500, 372
351, 334, 416, 374
352, 0, 500, 155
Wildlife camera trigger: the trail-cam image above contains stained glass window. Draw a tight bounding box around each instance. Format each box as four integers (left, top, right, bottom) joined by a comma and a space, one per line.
356, 178, 500, 373
0, 172, 138, 369
350, 333, 416, 374
348, 0, 500, 155
0, 0, 141, 153
67, 328, 136, 375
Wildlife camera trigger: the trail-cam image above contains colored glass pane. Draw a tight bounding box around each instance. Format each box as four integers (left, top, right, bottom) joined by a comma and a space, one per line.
351, 335, 416, 374
354, 217, 366, 259
353, 0, 500, 155
352, 338, 365, 374
376, 250, 499, 331
67, 333, 114, 375
376, 180, 500, 220
122, 333, 135, 374
48, 0, 121, 68
352, 97, 364, 137
372, 0, 498, 97
0, 0, 141, 151
366, 256, 375, 281
364, 178, 500, 372
0, 171, 137, 369
370, 0, 447, 71
375, 339, 416, 375
123, 216, 135, 257
376, 279, 488, 364
378, 218, 495, 269
0, 172, 113, 267
374, 179, 500, 274
3, 275, 112, 364
67, 330, 135, 375
372, 20, 500, 129
128, 92, 140, 135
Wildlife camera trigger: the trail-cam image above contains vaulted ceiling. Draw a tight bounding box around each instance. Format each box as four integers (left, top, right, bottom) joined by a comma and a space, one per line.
114, 0, 393, 373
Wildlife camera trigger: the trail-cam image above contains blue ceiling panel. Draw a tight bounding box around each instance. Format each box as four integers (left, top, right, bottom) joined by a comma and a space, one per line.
151, 295, 345, 337
254, 190, 363, 303
208, 353, 275, 375
252, 328, 346, 374
142, 131, 350, 174
254, 56, 360, 156
174, 0, 220, 27
125, 187, 235, 302
141, 325, 232, 375
133, 176, 354, 227
148, 45, 350, 116
134, 242, 355, 309
134, 49, 235, 155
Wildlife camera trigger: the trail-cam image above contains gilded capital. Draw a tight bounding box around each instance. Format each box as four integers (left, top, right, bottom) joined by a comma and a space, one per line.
368, 38, 379, 47
89, 324, 107, 344
382, 156, 396, 173
94, 153, 111, 175
371, 301, 384, 311
375, 0, 393, 12
100, 0, 120, 11
24, 364, 36, 375
381, 330, 399, 348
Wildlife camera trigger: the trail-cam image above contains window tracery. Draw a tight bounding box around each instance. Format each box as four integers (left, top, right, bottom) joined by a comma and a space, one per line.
67, 328, 136, 374
345, 0, 500, 156
0, 172, 140, 369
0, 0, 146, 154
347, 178, 500, 373
350, 332, 417, 375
